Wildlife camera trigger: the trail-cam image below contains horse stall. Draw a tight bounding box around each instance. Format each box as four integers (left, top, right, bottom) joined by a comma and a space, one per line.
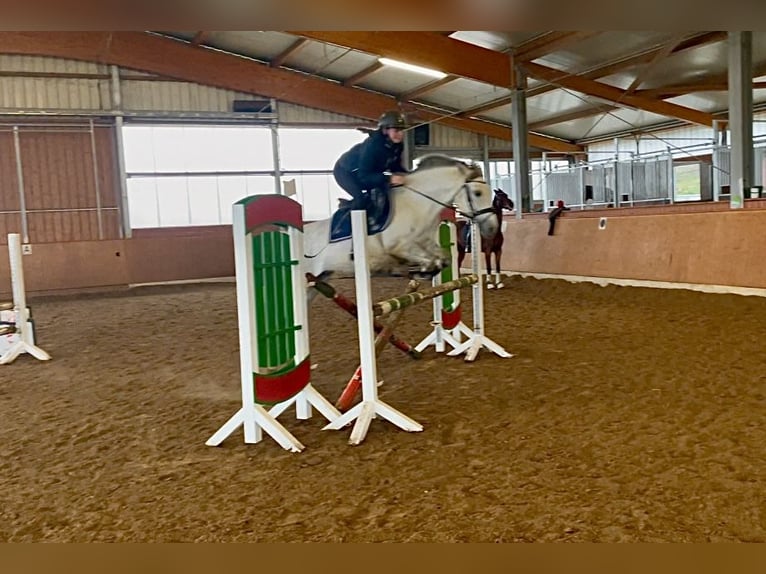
4, 202, 766, 541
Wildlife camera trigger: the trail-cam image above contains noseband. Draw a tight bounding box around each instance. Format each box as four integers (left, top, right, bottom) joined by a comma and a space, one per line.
460, 180, 496, 220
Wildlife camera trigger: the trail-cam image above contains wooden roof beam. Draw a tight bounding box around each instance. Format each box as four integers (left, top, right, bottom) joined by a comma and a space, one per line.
623, 33, 688, 96
634, 61, 766, 98
537, 60, 766, 127
526, 31, 727, 98
514, 31, 601, 62
457, 95, 512, 118
0, 31, 582, 153
343, 61, 384, 87
191, 31, 209, 47
637, 81, 766, 98
291, 31, 511, 87
529, 105, 620, 130
522, 61, 715, 126
270, 38, 308, 68
294, 31, 715, 127
398, 75, 457, 101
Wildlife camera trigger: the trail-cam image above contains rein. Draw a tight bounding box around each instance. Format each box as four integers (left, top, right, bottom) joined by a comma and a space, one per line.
399, 178, 495, 220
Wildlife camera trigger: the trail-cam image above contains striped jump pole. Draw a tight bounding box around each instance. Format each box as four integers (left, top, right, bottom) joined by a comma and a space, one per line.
372, 275, 478, 317
447, 218, 513, 362
0, 233, 50, 365
206, 194, 340, 452
323, 210, 423, 445
306, 273, 421, 359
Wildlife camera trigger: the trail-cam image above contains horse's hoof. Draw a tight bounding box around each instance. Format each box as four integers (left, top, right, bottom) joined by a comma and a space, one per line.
409, 267, 440, 280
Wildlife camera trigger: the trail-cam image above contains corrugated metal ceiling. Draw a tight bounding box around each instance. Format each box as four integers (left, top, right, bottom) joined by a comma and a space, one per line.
163, 30, 766, 151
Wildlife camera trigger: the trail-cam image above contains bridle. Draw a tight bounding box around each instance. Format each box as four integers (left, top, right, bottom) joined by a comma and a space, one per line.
400, 178, 496, 221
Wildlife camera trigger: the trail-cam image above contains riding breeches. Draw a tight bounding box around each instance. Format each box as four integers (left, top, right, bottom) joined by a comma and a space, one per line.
333, 164, 366, 202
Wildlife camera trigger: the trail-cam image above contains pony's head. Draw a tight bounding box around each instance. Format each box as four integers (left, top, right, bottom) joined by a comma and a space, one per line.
493, 188, 514, 212
408, 155, 498, 239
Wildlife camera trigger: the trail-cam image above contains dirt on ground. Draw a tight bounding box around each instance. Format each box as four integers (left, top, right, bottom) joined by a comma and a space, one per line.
1, 275, 765, 542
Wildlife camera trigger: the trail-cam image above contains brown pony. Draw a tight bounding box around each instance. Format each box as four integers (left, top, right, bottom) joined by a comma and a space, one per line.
456, 188, 514, 289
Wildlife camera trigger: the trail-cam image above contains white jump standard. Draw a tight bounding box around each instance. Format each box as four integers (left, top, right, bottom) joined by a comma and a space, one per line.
415, 217, 474, 355
416, 218, 513, 362
1, 233, 50, 365
447, 218, 513, 362
323, 211, 423, 445
206, 195, 340, 452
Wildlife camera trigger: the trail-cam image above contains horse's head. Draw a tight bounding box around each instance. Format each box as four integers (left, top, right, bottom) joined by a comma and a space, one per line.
406, 155, 499, 240
443, 162, 497, 240
493, 188, 514, 212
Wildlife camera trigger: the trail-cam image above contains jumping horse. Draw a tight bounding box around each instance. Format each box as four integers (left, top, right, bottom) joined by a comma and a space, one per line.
303, 155, 498, 281
456, 188, 514, 289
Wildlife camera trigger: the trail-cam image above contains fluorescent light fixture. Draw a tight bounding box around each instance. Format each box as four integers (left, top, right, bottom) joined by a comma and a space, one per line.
378, 57, 447, 79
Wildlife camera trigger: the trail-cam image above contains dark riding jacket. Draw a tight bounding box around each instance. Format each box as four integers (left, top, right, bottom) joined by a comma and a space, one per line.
335, 130, 407, 190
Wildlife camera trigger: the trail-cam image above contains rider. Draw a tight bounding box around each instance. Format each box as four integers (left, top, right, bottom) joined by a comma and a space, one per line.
333, 110, 409, 210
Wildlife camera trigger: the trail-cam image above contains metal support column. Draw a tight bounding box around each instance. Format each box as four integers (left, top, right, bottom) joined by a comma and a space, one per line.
89, 119, 104, 239
111, 65, 131, 238
511, 61, 530, 218
728, 31, 753, 209
482, 134, 490, 189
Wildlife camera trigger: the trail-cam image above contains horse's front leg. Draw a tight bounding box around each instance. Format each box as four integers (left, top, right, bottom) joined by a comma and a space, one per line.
485, 245, 496, 289
494, 249, 504, 289
388, 237, 450, 278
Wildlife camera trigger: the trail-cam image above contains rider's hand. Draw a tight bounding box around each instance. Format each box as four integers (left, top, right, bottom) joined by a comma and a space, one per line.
389, 174, 406, 186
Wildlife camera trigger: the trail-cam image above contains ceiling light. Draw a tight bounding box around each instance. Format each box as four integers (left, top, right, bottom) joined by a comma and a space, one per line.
378, 58, 447, 79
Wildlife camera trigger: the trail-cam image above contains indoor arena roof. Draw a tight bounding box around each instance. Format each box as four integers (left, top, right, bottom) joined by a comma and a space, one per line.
159, 31, 766, 154
3, 31, 765, 154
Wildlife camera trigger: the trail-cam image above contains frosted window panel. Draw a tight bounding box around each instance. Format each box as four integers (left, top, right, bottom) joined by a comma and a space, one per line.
126, 178, 159, 228
531, 173, 543, 201
156, 177, 190, 227
183, 126, 220, 172
491, 161, 512, 176
212, 127, 273, 171
279, 128, 365, 170
188, 177, 223, 226
298, 174, 334, 221
217, 176, 249, 224
122, 126, 156, 172
245, 175, 276, 196
152, 127, 190, 173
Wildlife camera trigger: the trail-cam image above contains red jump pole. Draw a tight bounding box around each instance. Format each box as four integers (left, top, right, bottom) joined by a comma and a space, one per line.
306, 273, 421, 359
335, 279, 419, 412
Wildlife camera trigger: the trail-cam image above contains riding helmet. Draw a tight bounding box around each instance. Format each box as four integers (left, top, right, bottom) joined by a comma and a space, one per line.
378, 110, 408, 130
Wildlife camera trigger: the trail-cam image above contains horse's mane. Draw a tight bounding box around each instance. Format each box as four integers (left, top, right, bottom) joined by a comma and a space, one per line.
412, 154, 484, 180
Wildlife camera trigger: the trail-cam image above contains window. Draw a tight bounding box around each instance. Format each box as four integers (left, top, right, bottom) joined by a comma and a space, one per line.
124, 124, 366, 228
673, 163, 701, 202
124, 124, 275, 228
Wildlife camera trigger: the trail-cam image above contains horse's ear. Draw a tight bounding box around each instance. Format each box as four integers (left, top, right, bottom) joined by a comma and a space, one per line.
467, 162, 483, 180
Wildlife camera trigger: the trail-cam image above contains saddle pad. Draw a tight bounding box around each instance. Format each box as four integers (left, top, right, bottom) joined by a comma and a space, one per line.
329, 193, 392, 243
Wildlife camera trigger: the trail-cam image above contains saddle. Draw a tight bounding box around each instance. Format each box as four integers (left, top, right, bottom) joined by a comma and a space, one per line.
330, 189, 392, 243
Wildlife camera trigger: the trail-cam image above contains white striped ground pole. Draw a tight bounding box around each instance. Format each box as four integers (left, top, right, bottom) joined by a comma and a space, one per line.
322, 210, 422, 445
447, 219, 514, 362
206, 195, 339, 452
0, 233, 50, 365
